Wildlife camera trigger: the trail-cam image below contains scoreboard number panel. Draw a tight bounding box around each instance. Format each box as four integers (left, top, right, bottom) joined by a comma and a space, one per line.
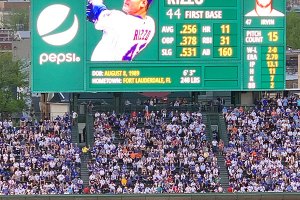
31, 0, 286, 92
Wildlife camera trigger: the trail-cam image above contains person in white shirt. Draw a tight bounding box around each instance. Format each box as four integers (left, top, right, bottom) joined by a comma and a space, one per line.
245, 0, 284, 17
95, 111, 100, 118
72, 111, 78, 125
87, 0, 155, 61
116, 185, 123, 194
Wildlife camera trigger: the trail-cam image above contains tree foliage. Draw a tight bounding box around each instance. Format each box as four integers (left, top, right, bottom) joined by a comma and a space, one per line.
287, 12, 300, 49
0, 53, 27, 118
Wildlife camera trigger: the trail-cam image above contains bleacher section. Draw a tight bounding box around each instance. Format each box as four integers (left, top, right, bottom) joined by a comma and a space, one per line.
85, 110, 224, 194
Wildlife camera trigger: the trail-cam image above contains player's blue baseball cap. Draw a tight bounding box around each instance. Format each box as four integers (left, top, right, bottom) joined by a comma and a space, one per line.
145, 0, 153, 9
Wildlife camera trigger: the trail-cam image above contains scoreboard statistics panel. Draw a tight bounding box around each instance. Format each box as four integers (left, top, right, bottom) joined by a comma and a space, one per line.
88, 0, 286, 92
88, 0, 243, 92
31, 0, 286, 92
243, 0, 286, 90
159, 0, 240, 61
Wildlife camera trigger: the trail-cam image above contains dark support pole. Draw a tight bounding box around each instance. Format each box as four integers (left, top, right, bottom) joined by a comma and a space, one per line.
73, 93, 79, 113
70, 93, 79, 113
192, 91, 199, 103
86, 108, 90, 145
113, 92, 122, 113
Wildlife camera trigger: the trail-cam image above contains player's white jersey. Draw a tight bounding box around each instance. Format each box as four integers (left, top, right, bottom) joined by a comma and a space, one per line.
91, 10, 155, 61
245, 9, 284, 17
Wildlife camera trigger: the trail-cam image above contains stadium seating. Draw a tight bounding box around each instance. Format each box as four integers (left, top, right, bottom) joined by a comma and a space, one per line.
0, 114, 83, 195
224, 96, 300, 192
87, 110, 223, 194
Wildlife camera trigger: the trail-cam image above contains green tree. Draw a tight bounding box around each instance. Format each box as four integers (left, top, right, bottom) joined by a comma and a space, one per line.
287, 12, 300, 49
0, 53, 27, 119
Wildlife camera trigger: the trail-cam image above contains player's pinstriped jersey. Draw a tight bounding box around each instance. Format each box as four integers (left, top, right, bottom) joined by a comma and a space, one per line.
91, 10, 155, 61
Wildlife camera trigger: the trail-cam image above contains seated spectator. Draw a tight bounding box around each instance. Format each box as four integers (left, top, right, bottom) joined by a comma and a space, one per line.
125, 100, 132, 106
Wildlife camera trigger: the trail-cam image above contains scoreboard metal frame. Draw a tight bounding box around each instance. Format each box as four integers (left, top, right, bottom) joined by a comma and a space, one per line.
31, 0, 286, 92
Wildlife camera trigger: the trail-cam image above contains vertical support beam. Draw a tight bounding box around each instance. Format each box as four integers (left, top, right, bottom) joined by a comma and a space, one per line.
70, 93, 80, 115
113, 92, 122, 113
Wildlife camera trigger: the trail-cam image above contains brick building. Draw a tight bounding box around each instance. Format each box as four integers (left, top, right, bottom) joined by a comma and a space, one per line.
0, 0, 30, 52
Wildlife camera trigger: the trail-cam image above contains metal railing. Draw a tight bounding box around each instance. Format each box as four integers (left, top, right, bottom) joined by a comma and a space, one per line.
90, 103, 219, 114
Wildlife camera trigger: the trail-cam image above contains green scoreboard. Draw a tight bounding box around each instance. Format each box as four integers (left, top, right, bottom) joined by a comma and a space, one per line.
31, 0, 286, 92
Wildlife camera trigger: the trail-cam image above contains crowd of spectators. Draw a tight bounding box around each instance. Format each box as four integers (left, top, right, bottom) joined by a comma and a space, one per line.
5, 92, 300, 195
0, 113, 82, 195
87, 109, 223, 194
224, 95, 300, 192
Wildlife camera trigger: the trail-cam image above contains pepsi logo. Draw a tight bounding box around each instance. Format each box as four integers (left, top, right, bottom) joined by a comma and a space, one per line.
37, 4, 79, 46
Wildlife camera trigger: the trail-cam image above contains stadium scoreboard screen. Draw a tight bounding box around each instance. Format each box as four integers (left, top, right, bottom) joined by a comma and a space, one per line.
31, 0, 286, 92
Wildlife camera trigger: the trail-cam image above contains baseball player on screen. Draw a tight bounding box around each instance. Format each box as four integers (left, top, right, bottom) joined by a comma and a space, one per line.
86, 0, 155, 61
245, 0, 284, 17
